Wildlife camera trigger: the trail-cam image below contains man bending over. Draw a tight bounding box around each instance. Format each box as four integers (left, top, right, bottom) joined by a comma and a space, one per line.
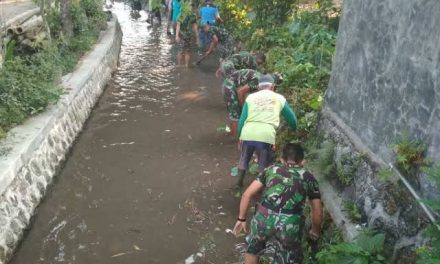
233, 143, 322, 264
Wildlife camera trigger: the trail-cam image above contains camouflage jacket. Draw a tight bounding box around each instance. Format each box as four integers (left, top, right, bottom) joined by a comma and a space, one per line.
179, 14, 197, 37
178, 1, 197, 37
228, 69, 262, 92
257, 163, 321, 212
229, 51, 257, 70
219, 60, 236, 77
212, 26, 233, 44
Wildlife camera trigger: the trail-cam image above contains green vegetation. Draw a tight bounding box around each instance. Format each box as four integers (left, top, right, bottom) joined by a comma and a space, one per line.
306, 139, 361, 187
0, 0, 107, 138
303, 208, 344, 263
216, 0, 340, 185
417, 163, 440, 263
312, 140, 335, 178
417, 224, 440, 264
216, 1, 394, 262
218, 0, 338, 141
394, 133, 427, 174
377, 168, 395, 183
343, 200, 362, 223
336, 153, 362, 186
0, 48, 61, 138
316, 232, 388, 264
259, 256, 271, 264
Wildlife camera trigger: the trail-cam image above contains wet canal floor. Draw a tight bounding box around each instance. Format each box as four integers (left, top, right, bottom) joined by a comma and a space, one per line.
10, 3, 244, 263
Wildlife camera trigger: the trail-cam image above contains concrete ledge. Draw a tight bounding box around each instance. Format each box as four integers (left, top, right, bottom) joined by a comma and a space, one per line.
0, 16, 122, 263
318, 109, 429, 260
317, 174, 360, 241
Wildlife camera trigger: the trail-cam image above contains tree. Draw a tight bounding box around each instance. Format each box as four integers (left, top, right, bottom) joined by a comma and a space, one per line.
60, 0, 73, 36
250, 0, 297, 28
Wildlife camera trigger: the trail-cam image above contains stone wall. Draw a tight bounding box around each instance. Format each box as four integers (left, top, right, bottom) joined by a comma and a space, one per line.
318, 114, 429, 261
318, 0, 439, 261
324, 0, 440, 199
0, 17, 122, 263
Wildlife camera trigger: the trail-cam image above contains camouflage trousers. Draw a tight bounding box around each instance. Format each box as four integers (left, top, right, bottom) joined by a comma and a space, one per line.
247, 205, 304, 264
222, 80, 240, 121
218, 39, 235, 59
178, 34, 195, 53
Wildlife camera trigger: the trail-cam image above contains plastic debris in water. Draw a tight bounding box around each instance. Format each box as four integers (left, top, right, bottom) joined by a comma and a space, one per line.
185, 252, 203, 264
225, 228, 233, 234
216, 124, 231, 133
230, 166, 238, 177
111, 252, 134, 258
185, 255, 195, 264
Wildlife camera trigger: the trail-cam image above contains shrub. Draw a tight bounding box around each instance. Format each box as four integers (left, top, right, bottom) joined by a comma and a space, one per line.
316, 232, 389, 264
0, 52, 62, 133
216, 0, 251, 42
0, 0, 106, 138
394, 133, 427, 174
250, 0, 296, 28
343, 200, 362, 223
417, 163, 440, 263
313, 141, 335, 178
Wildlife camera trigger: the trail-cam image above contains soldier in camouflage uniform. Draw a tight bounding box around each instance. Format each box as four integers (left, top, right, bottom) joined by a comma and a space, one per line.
176, 1, 199, 67
199, 24, 235, 59
199, 22, 219, 54
233, 143, 322, 264
216, 51, 266, 77
229, 51, 259, 70
216, 59, 236, 78
222, 69, 262, 137
148, 0, 162, 26
212, 26, 235, 59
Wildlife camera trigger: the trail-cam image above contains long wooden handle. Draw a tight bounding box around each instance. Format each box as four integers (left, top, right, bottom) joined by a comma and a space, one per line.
195, 51, 211, 65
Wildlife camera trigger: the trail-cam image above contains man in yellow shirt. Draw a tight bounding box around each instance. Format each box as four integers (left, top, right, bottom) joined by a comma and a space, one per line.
236, 74, 297, 188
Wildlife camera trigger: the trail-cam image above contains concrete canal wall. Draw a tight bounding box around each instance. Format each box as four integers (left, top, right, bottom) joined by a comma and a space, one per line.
319, 0, 439, 261
0, 17, 122, 263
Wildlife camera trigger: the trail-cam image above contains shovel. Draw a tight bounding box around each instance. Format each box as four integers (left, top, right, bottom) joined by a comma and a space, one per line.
194, 50, 213, 65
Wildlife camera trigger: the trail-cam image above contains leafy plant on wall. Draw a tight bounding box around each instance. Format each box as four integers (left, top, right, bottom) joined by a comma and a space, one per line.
316, 232, 388, 264
417, 164, 440, 263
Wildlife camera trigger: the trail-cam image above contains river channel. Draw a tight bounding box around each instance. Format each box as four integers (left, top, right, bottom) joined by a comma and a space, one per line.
11, 3, 243, 263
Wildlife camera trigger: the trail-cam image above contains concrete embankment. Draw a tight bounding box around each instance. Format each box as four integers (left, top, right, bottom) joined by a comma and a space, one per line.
0, 16, 122, 263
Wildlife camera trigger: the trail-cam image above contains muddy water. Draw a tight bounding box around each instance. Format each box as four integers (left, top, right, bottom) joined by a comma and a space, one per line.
11, 4, 244, 264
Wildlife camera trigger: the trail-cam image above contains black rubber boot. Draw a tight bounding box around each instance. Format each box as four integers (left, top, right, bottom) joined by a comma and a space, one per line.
236, 169, 246, 189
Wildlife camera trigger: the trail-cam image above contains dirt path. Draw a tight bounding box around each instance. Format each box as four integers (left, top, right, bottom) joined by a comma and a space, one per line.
10, 4, 245, 263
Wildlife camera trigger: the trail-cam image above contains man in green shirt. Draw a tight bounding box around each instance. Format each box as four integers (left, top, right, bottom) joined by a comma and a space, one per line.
236, 74, 297, 188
